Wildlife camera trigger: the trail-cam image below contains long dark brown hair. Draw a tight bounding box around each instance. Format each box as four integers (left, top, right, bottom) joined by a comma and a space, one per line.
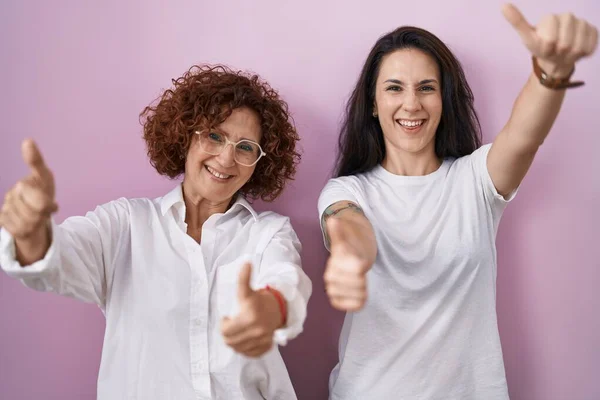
335, 26, 481, 177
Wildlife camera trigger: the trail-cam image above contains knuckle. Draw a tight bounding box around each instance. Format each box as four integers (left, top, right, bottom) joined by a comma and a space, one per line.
360, 261, 371, 272
541, 14, 557, 26
248, 351, 262, 359
352, 300, 365, 311
538, 47, 553, 58
327, 285, 340, 297
5, 188, 15, 201
255, 327, 267, 337
573, 46, 587, 57
542, 37, 557, 48
326, 290, 337, 302
246, 315, 258, 327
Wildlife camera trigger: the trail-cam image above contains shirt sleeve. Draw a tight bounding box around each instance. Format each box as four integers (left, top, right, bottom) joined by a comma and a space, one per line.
254, 218, 312, 346
0, 199, 131, 308
467, 143, 518, 226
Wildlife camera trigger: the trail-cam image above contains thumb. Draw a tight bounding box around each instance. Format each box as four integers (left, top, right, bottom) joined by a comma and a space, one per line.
237, 262, 253, 301
502, 3, 537, 48
22, 139, 51, 181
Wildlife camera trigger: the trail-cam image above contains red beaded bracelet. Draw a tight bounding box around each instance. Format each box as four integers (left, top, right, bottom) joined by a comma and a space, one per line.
264, 285, 287, 327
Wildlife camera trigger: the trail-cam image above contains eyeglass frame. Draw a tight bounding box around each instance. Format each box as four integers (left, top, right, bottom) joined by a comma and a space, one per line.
194, 129, 267, 167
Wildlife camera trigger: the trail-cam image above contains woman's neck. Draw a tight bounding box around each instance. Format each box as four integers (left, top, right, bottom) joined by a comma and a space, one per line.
382, 145, 442, 176
182, 181, 232, 242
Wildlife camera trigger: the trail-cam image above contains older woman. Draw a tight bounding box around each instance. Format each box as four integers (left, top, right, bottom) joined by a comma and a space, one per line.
318, 5, 597, 400
0, 65, 312, 400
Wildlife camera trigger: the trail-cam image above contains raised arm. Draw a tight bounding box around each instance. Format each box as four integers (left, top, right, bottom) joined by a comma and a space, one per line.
0, 139, 129, 307
0, 139, 57, 265
488, 4, 598, 197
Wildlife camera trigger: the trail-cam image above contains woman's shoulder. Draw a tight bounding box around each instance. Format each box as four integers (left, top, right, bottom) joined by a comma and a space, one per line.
253, 210, 291, 228
248, 210, 299, 244
323, 170, 375, 192
81, 197, 153, 221
318, 172, 376, 212
448, 143, 493, 171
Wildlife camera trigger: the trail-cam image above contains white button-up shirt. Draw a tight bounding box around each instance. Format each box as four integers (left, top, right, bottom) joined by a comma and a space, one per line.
0, 184, 312, 400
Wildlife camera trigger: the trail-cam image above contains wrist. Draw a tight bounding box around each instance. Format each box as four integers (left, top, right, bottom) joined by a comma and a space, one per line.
14, 221, 51, 266
532, 56, 584, 90
260, 286, 287, 329
535, 59, 574, 79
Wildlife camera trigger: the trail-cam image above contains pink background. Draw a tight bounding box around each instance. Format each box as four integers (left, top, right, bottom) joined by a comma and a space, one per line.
1, 1, 599, 399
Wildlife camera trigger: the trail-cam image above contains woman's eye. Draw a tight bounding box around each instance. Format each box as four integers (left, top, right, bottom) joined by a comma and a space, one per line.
208, 132, 223, 142
237, 143, 254, 152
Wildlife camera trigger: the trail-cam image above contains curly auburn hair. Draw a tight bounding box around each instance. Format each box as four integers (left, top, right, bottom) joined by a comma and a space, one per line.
140, 64, 300, 202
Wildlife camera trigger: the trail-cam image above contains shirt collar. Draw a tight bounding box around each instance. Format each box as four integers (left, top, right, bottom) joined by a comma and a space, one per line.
230, 195, 259, 221
160, 184, 185, 216
160, 184, 258, 222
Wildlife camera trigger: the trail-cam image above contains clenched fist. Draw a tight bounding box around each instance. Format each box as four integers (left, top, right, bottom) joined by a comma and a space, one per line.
221, 263, 285, 358
0, 139, 57, 264
324, 217, 374, 312
503, 3, 598, 77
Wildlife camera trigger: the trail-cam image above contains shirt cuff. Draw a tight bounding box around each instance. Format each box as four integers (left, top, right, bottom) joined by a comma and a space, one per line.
260, 277, 308, 347
0, 220, 59, 279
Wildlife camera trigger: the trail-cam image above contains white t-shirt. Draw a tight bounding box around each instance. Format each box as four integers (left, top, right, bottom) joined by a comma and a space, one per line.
318, 144, 514, 400
1, 184, 312, 400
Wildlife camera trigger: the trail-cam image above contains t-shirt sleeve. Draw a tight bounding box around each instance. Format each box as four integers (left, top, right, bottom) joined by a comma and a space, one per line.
317, 178, 360, 222
468, 143, 518, 223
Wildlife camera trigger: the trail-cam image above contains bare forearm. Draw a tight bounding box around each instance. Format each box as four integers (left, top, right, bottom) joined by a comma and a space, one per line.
322, 201, 377, 264
341, 213, 377, 264
505, 69, 568, 152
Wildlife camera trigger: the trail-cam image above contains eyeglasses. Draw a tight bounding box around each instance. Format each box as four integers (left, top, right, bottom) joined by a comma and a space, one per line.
194, 130, 266, 167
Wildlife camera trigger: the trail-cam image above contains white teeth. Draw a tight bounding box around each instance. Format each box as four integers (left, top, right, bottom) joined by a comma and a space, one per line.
206, 166, 231, 179
398, 119, 424, 127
